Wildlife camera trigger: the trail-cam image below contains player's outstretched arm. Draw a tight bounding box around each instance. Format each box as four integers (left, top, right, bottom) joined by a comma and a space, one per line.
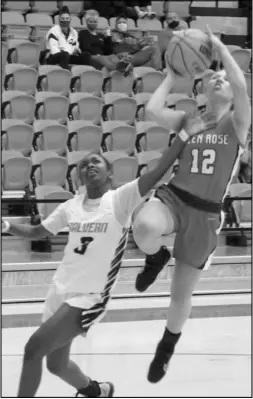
206, 26, 251, 147
2, 219, 51, 239
145, 64, 186, 133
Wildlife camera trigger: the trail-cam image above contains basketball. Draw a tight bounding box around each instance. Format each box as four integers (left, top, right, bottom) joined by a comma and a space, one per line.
166, 29, 213, 77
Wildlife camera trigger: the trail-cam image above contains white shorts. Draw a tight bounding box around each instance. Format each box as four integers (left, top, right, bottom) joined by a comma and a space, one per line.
42, 284, 108, 330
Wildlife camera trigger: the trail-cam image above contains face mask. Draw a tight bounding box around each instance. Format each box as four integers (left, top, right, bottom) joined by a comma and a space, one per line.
86, 18, 98, 31
169, 20, 179, 29
117, 23, 127, 32
59, 13, 71, 29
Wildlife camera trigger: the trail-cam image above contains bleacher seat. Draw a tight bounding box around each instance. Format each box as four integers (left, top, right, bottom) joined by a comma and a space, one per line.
69, 124, 102, 153
142, 125, 170, 152
111, 156, 138, 188
30, 1, 58, 13
4, 65, 37, 95
137, 18, 163, 32
71, 69, 104, 96
166, 1, 190, 18
2, 11, 25, 25
31, 151, 68, 187
33, 124, 68, 155
2, 123, 33, 155
166, 93, 190, 107
35, 92, 69, 124
2, 42, 8, 70
67, 150, 90, 166
102, 94, 137, 125
35, 185, 73, 219
7, 41, 40, 68
2, 150, 24, 162
61, 1, 84, 15
26, 13, 53, 27
230, 49, 251, 72
2, 154, 32, 193
151, 1, 164, 18
134, 92, 152, 121
175, 98, 198, 116
134, 71, 164, 94
2, 1, 31, 12
103, 150, 130, 163
37, 67, 71, 96
68, 93, 103, 124
103, 125, 136, 156
136, 149, 161, 167
171, 75, 194, 96
103, 71, 134, 96
2, 90, 35, 123
229, 183, 252, 227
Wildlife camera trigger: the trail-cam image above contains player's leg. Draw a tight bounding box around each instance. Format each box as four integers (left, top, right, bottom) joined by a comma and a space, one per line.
148, 261, 202, 383
17, 303, 84, 397
132, 196, 177, 292
147, 209, 221, 383
46, 341, 90, 390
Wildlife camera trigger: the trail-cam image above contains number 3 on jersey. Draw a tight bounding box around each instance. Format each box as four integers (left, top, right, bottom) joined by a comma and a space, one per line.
190, 149, 216, 175
74, 237, 94, 255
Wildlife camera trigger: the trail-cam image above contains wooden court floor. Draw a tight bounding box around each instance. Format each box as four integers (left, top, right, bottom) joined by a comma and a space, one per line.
2, 317, 251, 398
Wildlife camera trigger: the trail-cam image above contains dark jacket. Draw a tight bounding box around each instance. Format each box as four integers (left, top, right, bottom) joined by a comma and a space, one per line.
79, 30, 113, 55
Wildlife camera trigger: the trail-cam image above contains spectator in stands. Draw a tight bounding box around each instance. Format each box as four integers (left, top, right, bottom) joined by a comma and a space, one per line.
111, 14, 162, 71
158, 12, 188, 57
132, 0, 156, 18
78, 9, 114, 68
79, 12, 162, 74
45, 6, 90, 69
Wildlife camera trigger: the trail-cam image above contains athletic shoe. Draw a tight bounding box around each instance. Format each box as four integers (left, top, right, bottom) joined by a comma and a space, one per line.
135, 246, 171, 292
76, 381, 114, 397
147, 342, 174, 383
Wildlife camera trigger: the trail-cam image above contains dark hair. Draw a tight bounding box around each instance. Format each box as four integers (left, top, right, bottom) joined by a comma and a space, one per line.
77, 151, 112, 179
59, 6, 70, 15
116, 14, 127, 22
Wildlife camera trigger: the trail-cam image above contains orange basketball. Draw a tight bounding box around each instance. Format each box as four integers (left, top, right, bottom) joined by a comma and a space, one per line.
166, 29, 213, 77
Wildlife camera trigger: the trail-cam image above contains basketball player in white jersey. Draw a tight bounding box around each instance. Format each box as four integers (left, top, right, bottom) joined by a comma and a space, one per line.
132, 26, 251, 383
2, 115, 205, 398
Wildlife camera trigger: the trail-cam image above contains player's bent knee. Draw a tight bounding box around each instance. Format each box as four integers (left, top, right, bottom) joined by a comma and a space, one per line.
46, 355, 67, 375
24, 336, 45, 361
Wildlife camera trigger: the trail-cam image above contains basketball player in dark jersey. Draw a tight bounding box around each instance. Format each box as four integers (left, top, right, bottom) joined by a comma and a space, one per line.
132, 26, 251, 383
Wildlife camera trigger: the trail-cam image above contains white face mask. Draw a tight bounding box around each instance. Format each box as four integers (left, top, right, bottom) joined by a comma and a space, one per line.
117, 23, 127, 32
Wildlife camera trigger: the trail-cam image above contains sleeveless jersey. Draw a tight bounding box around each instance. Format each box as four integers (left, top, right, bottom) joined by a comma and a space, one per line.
170, 112, 243, 203
42, 180, 142, 295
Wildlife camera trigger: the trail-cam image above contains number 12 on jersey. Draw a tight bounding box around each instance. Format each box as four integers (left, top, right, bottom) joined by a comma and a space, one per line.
190, 149, 216, 175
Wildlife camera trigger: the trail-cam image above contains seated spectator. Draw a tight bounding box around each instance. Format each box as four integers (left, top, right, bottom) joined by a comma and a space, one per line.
111, 14, 162, 70
45, 6, 90, 69
132, 0, 156, 19
158, 12, 188, 56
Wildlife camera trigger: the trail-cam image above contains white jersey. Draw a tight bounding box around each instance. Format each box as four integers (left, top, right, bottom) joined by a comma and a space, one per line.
42, 179, 142, 296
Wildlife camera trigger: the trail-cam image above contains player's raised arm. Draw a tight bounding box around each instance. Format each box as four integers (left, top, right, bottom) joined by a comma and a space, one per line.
206, 26, 251, 147
145, 64, 186, 133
